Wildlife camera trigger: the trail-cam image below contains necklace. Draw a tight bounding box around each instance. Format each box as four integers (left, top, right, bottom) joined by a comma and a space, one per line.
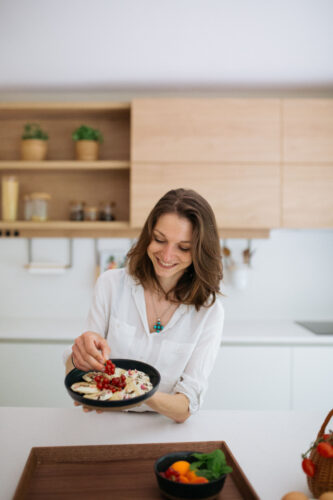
151, 292, 175, 333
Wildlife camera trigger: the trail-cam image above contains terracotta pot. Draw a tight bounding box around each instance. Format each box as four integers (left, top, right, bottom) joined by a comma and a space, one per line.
75, 140, 99, 161
21, 139, 48, 161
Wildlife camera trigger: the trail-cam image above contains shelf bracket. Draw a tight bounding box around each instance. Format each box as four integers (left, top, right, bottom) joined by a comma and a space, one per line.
25, 238, 73, 274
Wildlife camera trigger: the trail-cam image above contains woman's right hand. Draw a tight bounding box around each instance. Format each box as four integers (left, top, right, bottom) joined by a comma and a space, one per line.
72, 331, 111, 372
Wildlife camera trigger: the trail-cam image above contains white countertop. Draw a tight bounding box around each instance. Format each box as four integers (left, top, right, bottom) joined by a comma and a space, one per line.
0, 407, 322, 500
1, 317, 333, 345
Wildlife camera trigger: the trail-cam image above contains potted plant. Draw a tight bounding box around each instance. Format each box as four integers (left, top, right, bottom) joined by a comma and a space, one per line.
72, 125, 103, 161
21, 123, 49, 161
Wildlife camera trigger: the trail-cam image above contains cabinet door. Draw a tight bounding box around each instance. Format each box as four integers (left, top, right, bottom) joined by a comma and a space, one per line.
131, 162, 280, 228
0, 342, 73, 408
132, 99, 281, 163
283, 99, 333, 162
202, 346, 292, 410
292, 346, 333, 412
282, 164, 333, 227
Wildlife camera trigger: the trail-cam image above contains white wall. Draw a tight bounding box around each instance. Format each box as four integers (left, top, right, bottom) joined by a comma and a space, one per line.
0, 230, 332, 321
0, 0, 332, 91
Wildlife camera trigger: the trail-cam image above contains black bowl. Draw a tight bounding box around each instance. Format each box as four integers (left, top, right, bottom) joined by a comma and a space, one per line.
64, 358, 160, 410
154, 451, 227, 500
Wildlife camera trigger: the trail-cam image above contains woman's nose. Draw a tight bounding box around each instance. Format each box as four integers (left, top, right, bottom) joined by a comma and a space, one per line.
161, 244, 174, 262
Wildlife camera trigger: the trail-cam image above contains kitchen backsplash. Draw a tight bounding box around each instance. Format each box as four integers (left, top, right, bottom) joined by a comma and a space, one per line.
0, 229, 332, 321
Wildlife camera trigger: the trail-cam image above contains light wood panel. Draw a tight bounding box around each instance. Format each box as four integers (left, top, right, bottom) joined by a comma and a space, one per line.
132, 98, 281, 163
0, 161, 130, 170
282, 164, 333, 227
131, 162, 281, 229
282, 99, 333, 162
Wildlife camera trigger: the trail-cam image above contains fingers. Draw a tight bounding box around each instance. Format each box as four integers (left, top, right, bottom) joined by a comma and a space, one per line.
74, 401, 103, 414
73, 331, 109, 371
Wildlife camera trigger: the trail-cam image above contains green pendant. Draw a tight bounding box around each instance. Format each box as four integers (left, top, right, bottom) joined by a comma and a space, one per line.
153, 319, 164, 332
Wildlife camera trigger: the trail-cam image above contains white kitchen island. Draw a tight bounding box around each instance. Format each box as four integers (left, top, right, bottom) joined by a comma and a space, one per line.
0, 407, 326, 500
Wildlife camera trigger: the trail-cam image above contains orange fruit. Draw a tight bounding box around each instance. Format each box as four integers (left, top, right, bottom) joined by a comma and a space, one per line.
170, 460, 190, 475
186, 470, 198, 482
192, 476, 209, 484
178, 475, 190, 483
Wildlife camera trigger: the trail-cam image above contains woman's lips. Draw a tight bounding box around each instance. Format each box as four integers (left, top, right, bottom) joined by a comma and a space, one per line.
156, 257, 177, 269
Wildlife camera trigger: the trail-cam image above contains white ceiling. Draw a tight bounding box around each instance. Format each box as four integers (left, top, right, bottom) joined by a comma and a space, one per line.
0, 0, 332, 91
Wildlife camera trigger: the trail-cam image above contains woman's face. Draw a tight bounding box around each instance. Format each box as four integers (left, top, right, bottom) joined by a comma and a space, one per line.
147, 213, 193, 284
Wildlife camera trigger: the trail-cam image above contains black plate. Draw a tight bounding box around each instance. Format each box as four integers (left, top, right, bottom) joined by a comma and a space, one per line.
64, 358, 160, 410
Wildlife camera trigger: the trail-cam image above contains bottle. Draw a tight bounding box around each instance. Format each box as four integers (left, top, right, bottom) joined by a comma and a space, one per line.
99, 201, 115, 221
1, 176, 19, 221
84, 205, 98, 221
69, 201, 85, 221
23, 194, 32, 221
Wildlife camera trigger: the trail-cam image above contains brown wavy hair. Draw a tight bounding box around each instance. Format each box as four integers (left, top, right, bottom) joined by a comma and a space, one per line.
127, 188, 223, 310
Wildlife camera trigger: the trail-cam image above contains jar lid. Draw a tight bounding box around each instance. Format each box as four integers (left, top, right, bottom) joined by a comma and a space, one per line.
30, 192, 51, 200
70, 200, 85, 205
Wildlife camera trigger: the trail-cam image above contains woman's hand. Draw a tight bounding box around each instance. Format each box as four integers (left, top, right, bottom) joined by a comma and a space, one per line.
72, 331, 111, 372
73, 401, 104, 414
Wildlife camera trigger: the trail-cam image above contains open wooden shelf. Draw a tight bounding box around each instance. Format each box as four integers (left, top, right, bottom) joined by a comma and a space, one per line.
0, 221, 140, 238
0, 161, 130, 170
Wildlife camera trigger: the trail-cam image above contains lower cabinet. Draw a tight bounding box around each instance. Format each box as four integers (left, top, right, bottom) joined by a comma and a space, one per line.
202, 345, 333, 412
0, 341, 73, 408
202, 346, 292, 411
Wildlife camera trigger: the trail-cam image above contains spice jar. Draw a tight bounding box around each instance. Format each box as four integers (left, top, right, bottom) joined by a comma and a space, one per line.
69, 200, 85, 221
30, 192, 51, 221
23, 194, 33, 221
99, 201, 115, 221
84, 205, 98, 221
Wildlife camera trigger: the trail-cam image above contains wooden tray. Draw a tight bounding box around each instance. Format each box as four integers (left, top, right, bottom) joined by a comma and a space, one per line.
14, 441, 260, 500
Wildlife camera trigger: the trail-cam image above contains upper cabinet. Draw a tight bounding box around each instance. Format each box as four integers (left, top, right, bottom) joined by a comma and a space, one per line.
282, 99, 333, 162
132, 99, 281, 163
282, 99, 333, 228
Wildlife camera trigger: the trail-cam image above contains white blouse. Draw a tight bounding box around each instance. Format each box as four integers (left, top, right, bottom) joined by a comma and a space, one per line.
70, 268, 224, 415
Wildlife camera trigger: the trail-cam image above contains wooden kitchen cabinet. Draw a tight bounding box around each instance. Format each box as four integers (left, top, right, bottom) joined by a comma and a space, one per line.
281, 99, 333, 228
0, 102, 132, 237
282, 164, 333, 227
132, 98, 281, 163
131, 161, 281, 228
282, 99, 333, 163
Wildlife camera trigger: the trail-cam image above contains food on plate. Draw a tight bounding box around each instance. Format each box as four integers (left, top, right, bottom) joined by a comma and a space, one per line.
159, 449, 233, 484
71, 360, 153, 402
281, 492, 309, 500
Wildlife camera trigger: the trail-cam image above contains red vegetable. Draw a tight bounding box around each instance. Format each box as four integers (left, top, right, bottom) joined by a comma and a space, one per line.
302, 458, 315, 477
317, 441, 333, 458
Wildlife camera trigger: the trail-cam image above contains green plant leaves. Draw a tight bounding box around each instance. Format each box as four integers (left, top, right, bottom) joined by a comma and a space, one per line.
72, 125, 103, 143
22, 123, 48, 140
190, 449, 233, 480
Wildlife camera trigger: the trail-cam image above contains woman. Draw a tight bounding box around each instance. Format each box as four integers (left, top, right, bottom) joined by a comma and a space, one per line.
66, 188, 224, 422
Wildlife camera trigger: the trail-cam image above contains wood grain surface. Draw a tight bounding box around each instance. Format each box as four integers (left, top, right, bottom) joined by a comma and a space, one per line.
13, 441, 259, 500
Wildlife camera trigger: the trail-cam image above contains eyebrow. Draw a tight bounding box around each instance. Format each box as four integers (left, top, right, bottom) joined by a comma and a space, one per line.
154, 229, 191, 244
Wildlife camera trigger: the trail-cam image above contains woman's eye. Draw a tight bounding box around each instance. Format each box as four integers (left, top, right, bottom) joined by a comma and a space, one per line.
179, 247, 190, 252
154, 237, 164, 243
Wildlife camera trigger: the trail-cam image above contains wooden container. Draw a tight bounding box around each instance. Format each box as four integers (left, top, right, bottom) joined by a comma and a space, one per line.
21, 139, 48, 161
75, 140, 99, 161
307, 408, 333, 498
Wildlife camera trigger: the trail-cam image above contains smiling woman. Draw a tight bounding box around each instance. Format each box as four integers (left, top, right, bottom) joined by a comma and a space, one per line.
67, 188, 224, 422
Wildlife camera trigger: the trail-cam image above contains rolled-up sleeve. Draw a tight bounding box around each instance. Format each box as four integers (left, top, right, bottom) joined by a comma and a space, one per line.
173, 300, 224, 414
85, 273, 109, 337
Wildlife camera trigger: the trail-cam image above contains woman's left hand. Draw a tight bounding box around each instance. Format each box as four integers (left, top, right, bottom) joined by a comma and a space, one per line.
74, 401, 104, 414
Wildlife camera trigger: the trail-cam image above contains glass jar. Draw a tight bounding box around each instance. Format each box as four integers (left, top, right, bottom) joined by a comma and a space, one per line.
23, 194, 33, 221
99, 201, 115, 221
69, 200, 85, 221
84, 205, 98, 221
30, 192, 51, 221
